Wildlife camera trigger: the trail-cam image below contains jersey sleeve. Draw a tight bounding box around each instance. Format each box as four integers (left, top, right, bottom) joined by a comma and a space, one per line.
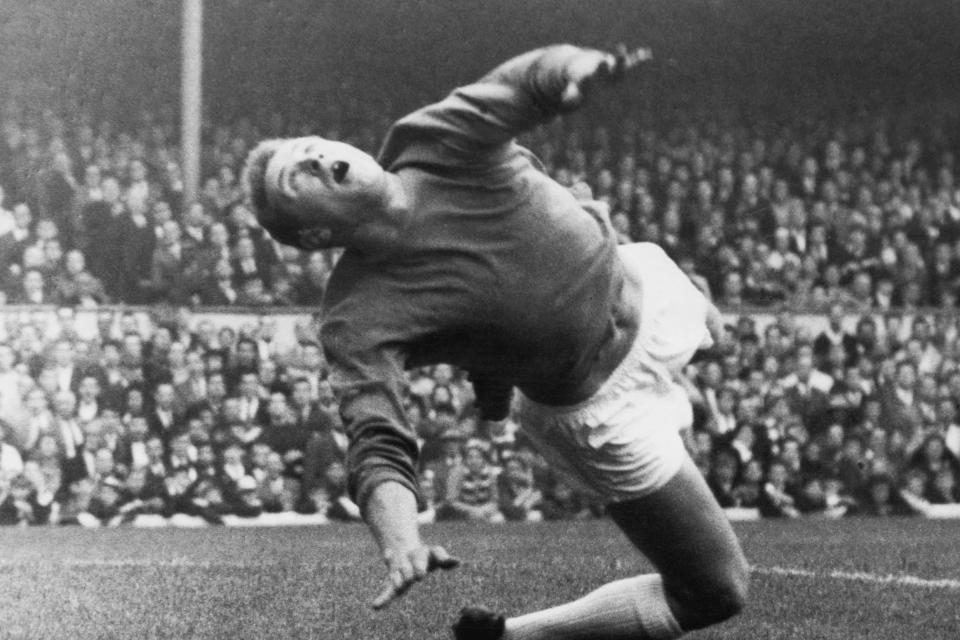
378, 45, 610, 167
322, 318, 424, 515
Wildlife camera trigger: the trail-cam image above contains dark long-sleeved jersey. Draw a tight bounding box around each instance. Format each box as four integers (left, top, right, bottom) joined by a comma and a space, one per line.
321, 46, 635, 511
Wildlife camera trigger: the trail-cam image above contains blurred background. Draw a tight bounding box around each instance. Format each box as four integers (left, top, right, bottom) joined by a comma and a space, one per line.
5, 0, 960, 123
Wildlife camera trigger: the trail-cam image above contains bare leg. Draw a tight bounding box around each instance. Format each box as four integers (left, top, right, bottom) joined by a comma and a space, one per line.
606, 456, 749, 630
498, 457, 747, 639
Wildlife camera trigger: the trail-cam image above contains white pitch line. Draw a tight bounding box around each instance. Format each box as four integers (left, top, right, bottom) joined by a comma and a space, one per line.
3, 559, 959, 591
754, 565, 960, 590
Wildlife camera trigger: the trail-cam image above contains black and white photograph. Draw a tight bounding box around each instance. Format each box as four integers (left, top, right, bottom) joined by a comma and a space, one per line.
0, 1, 959, 638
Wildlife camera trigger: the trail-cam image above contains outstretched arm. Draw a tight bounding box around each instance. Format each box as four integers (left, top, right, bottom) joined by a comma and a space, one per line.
379, 44, 651, 164
322, 295, 460, 610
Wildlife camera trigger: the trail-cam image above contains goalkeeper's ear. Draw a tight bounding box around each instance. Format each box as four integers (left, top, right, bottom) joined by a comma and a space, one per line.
243, 139, 317, 250
243, 139, 287, 224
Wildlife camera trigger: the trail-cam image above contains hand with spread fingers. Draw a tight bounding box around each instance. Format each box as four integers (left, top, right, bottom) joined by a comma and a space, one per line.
371, 544, 461, 610
561, 43, 653, 108
600, 43, 654, 79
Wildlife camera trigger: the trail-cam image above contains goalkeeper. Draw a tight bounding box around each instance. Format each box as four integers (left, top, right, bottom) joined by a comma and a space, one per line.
244, 43, 747, 640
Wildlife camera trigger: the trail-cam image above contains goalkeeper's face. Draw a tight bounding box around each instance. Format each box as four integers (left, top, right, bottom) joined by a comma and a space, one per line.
264, 136, 388, 241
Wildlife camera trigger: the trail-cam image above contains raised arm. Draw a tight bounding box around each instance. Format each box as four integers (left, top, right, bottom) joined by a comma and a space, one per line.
379, 44, 651, 165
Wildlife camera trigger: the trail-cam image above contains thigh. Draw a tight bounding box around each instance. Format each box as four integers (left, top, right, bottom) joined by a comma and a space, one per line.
607, 456, 747, 620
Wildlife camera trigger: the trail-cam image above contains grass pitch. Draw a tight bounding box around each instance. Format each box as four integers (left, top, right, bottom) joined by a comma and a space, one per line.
0, 518, 958, 639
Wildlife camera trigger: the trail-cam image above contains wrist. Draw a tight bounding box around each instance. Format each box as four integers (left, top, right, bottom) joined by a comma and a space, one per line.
366, 481, 422, 554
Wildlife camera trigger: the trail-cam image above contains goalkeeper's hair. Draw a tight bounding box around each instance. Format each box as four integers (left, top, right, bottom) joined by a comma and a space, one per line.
242, 139, 304, 249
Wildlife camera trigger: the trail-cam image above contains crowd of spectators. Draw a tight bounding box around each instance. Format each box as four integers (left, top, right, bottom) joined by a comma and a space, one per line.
0, 305, 614, 527
0, 309, 355, 526
2, 93, 960, 526
2, 95, 960, 312
0, 103, 334, 309
690, 306, 960, 518
0, 303, 958, 527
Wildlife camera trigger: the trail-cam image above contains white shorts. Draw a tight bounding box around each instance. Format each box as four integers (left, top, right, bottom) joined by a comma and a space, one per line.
518, 243, 711, 502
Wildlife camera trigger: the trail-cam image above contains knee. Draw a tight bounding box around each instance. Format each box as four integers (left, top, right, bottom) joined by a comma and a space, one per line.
710, 554, 749, 621
669, 553, 749, 629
